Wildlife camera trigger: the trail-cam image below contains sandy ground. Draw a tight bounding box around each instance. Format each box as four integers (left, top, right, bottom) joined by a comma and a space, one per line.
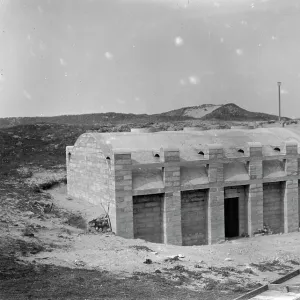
2, 182, 300, 299
14, 185, 300, 286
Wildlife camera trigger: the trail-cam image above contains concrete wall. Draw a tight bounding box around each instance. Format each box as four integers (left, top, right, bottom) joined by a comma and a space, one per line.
299, 181, 300, 226
263, 182, 284, 233
181, 190, 207, 246
67, 134, 300, 246
67, 136, 112, 209
133, 194, 163, 243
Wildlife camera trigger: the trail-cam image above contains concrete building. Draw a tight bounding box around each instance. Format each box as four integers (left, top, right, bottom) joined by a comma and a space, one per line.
66, 127, 300, 246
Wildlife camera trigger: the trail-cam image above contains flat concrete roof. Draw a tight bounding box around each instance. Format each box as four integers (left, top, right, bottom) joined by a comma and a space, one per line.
80, 127, 300, 152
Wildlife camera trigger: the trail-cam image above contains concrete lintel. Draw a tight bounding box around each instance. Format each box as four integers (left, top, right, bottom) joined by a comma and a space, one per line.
207, 143, 223, 150
129, 155, 300, 169
113, 149, 132, 155
285, 141, 299, 147
132, 188, 165, 196
284, 141, 299, 155
160, 147, 180, 152
247, 142, 262, 148
128, 176, 300, 196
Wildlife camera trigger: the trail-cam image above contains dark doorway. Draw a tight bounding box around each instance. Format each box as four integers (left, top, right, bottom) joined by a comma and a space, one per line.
224, 197, 239, 238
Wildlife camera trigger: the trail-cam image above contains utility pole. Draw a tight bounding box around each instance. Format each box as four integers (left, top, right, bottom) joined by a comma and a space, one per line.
277, 82, 281, 122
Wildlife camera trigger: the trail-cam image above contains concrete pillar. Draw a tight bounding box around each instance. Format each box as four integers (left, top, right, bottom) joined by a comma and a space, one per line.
206, 144, 224, 244
283, 180, 299, 233
207, 144, 224, 183
207, 144, 223, 160
112, 151, 134, 239
247, 142, 263, 179
246, 184, 263, 236
161, 148, 182, 245
207, 187, 225, 244
284, 142, 298, 176
246, 142, 264, 236
163, 191, 182, 245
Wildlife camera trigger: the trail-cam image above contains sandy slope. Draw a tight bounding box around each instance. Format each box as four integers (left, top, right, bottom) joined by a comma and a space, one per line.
183, 105, 222, 118
19, 185, 300, 287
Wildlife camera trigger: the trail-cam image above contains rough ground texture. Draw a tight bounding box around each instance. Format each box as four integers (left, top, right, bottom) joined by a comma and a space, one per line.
1, 122, 300, 300
2, 176, 300, 300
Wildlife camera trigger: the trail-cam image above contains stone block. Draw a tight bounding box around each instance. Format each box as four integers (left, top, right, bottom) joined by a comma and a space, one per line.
284, 141, 298, 155
285, 158, 298, 176
160, 148, 180, 163
208, 162, 224, 183
207, 144, 223, 159
248, 142, 262, 157
248, 159, 263, 179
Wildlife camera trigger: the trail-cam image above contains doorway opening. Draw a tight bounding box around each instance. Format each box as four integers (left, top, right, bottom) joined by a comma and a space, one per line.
224, 197, 239, 238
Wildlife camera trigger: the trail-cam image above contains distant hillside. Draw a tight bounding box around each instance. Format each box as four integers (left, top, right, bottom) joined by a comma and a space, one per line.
201, 103, 287, 121
0, 103, 288, 128
0, 113, 194, 128
160, 104, 221, 118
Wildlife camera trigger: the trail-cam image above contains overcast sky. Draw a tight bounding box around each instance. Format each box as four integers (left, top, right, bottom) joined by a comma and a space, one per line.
0, 0, 300, 118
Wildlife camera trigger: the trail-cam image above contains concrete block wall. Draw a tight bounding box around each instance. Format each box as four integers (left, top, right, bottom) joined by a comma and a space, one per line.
67, 134, 300, 246
299, 181, 300, 227
66, 136, 112, 210
263, 182, 284, 234
133, 194, 163, 243
66, 146, 73, 195
181, 190, 207, 246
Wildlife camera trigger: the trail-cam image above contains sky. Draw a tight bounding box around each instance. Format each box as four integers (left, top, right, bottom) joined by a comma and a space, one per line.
0, 0, 300, 118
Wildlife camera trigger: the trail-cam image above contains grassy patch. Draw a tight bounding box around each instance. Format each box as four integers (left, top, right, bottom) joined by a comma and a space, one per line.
0, 257, 239, 300
250, 259, 294, 273
129, 245, 154, 252
31, 176, 67, 193
64, 213, 87, 230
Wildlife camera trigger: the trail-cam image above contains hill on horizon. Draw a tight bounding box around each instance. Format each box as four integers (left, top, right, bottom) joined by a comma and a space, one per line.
201, 103, 288, 121
0, 103, 287, 128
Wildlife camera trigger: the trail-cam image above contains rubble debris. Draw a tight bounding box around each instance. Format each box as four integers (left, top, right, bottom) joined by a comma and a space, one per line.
164, 255, 180, 262
225, 258, 233, 261
88, 214, 110, 232
254, 224, 273, 236
43, 203, 53, 213
143, 259, 152, 264
22, 225, 36, 237
23, 232, 34, 237
74, 260, 86, 267
129, 245, 154, 252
